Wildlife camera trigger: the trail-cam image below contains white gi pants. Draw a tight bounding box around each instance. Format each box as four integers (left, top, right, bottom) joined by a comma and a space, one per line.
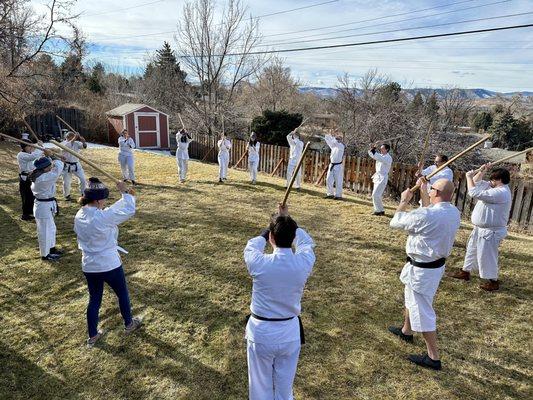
34, 201, 57, 257
247, 340, 301, 400
177, 157, 188, 181
371, 175, 388, 212
286, 161, 302, 189
462, 226, 507, 280
326, 163, 344, 197
249, 158, 259, 182
62, 162, 86, 197
401, 262, 444, 332
218, 152, 229, 179
118, 154, 135, 181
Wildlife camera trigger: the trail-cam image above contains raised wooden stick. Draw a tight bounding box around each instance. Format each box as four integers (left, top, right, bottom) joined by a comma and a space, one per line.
474, 147, 533, 173
233, 151, 247, 169
50, 139, 121, 184
410, 135, 491, 192
56, 115, 80, 135
314, 164, 329, 186
271, 158, 285, 176
178, 113, 186, 130
282, 142, 310, 207
22, 118, 40, 142
201, 146, 215, 162
0, 132, 47, 150
376, 134, 404, 144
417, 124, 433, 172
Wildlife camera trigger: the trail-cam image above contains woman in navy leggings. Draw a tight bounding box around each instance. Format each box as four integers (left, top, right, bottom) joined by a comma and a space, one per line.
74, 177, 142, 347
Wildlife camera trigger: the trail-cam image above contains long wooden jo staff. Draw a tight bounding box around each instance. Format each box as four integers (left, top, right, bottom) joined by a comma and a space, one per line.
50, 140, 121, 184
178, 113, 186, 130
281, 142, 311, 207
21, 118, 40, 142
474, 147, 533, 172
56, 115, 80, 135
0, 132, 48, 151
418, 124, 433, 168
410, 134, 491, 192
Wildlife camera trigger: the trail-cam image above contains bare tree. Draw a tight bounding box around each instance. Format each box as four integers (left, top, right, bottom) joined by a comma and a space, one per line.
175, 0, 266, 134
439, 85, 475, 133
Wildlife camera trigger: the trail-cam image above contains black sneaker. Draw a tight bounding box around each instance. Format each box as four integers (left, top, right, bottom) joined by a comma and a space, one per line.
373, 211, 385, 216
20, 215, 35, 221
131, 180, 136, 186
49, 247, 64, 256
324, 195, 334, 199
65, 195, 71, 201
408, 353, 442, 370
218, 178, 223, 183
41, 254, 61, 262
388, 326, 414, 343
334, 197, 343, 201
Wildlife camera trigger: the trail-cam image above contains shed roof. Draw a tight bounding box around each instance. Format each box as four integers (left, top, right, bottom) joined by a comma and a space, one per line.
106, 103, 168, 117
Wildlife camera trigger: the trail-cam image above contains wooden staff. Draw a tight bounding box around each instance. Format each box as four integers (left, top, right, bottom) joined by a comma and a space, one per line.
56, 115, 80, 136
22, 118, 40, 142
314, 164, 329, 186
292, 117, 309, 133
233, 151, 247, 169
417, 125, 433, 170
474, 147, 533, 173
282, 142, 310, 207
50, 140, 121, 184
0, 132, 47, 151
178, 113, 186, 130
201, 146, 215, 162
410, 135, 491, 192
376, 134, 404, 144
271, 158, 285, 176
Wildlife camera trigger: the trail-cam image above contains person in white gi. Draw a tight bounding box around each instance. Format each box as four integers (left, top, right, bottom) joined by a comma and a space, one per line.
324, 133, 345, 200
388, 178, 460, 370
17, 140, 44, 220
286, 131, 304, 190
118, 130, 136, 185
74, 178, 142, 347
244, 204, 316, 400
416, 154, 454, 188
247, 132, 260, 184
217, 133, 231, 182
368, 142, 393, 215
176, 129, 192, 183
30, 156, 65, 262
449, 166, 512, 291
61, 131, 87, 200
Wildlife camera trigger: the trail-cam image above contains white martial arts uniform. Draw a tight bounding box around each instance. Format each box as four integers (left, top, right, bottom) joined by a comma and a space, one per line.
217, 139, 231, 179
61, 140, 87, 197
74, 193, 136, 273
422, 165, 454, 190
390, 202, 460, 332
31, 160, 64, 257
462, 181, 511, 280
17, 149, 43, 178
368, 150, 393, 212
244, 228, 316, 400
248, 141, 260, 182
176, 134, 192, 182
286, 134, 304, 189
324, 134, 345, 198
118, 137, 136, 181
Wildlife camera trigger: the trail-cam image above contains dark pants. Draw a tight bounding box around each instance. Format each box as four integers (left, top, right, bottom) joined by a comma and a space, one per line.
19, 177, 34, 217
84, 266, 133, 338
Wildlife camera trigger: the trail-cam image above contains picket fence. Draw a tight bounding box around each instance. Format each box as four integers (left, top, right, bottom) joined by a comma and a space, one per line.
189, 133, 533, 232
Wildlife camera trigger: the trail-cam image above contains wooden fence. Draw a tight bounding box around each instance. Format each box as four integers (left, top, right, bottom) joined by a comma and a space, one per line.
25, 108, 84, 138
189, 133, 533, 232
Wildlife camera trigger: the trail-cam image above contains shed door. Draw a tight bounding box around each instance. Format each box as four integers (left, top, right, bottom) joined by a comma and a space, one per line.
134, 112, 160, 148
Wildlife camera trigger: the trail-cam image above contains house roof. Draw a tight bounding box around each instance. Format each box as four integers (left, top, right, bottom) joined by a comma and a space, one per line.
105, 103, 169, 117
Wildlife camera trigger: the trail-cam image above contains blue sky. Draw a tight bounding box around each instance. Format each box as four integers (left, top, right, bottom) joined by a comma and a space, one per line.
32, 0, 533, 91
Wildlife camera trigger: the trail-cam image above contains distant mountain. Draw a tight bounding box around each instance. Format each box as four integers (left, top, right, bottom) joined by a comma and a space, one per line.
298, 86, 533, 100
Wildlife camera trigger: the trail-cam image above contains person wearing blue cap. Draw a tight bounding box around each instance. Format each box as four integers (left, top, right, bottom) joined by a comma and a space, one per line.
16, 139, 46, 220
74, 177, 142, 347
30, 155, 64, 261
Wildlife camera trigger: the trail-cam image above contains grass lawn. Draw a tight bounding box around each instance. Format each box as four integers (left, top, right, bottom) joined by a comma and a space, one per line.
0, 142, 531, 400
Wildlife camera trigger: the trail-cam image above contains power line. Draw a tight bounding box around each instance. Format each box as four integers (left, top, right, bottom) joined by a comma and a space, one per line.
253, 0, 339, 19
191, 23, 533, 57
81, 0, 169, 17
262, 0, 478, 37
258, 11, 533, 47
263, 0, 511, 45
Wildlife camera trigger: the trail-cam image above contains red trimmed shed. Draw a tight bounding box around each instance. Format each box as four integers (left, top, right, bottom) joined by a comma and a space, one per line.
105, 103, 169, 149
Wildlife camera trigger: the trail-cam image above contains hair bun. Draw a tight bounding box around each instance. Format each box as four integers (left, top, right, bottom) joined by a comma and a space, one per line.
88, 177, 101, 184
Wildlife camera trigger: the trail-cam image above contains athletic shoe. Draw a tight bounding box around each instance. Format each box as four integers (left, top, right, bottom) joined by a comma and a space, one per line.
334, 197, 343, 201
125, 317, 143, 335
131, 181, 136, 186
480, 280, 499, 291
41, 254, 61, 262
64, 195, 71, 201
218, 178, 223, 183
49, 247, 64, 256
87, 329, 106, 348
373, 211, 385, 216
407, 353, 442, 370
388, 326, 414, 343
20, 215, 35, 221
324, 195, 334, 199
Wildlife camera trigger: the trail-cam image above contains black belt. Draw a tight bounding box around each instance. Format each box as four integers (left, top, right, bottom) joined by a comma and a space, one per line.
64, 161, 79, 173
247, 313, 305, 344
329, 161, 342, 171
35, 197, 59, 215
406, 256, 446, 269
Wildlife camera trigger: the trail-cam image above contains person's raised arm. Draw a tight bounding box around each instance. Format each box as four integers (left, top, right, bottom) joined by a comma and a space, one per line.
101, 181, 136, 226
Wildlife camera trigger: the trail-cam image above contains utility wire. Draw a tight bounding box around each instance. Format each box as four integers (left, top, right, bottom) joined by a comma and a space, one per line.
81, 0, 168, 17
253, 0, 339, 19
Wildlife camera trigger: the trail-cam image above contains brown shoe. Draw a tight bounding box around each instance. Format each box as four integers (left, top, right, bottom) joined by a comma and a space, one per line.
480, 280, 499, 291
448, 269, 470, 281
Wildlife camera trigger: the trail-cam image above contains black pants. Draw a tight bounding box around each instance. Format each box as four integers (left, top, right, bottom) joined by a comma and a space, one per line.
19, 177, 34, 217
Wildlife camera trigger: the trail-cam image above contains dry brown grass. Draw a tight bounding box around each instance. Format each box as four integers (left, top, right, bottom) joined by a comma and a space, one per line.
0, 142, 531, 399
